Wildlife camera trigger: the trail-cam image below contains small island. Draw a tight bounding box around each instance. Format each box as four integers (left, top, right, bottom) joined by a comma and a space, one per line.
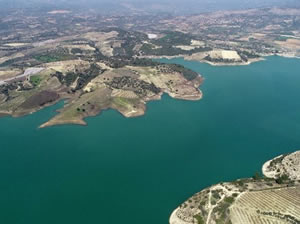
170, 150, 300, 224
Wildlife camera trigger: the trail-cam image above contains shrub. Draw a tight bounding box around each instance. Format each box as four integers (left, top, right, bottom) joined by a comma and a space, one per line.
193, 214, 205, 224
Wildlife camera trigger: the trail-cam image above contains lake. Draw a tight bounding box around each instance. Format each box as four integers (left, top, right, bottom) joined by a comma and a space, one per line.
0, 56, 300, 223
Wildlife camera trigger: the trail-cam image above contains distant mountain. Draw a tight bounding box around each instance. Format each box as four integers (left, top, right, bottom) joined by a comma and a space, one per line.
0, 0, 299, 14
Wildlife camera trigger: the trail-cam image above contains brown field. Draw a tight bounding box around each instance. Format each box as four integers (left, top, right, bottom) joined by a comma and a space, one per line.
20, 90, 60, 109
275, 39, 300, 50
0, 69, 22, 80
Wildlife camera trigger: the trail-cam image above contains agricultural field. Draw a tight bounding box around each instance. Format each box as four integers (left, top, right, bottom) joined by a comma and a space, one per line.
170, 151, 300, 224
230, 187, 300, 224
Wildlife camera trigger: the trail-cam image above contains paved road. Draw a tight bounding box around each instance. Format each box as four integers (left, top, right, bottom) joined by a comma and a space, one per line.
0, 67, 44, 86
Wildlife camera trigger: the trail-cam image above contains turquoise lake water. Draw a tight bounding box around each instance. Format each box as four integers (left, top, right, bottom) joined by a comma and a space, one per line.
0, 56, 300, 223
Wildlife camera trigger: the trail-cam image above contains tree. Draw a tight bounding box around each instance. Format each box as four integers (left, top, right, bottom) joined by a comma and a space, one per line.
252, 172, 262, 180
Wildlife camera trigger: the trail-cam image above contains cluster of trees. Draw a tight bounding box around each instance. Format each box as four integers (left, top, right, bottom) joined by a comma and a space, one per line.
268, 154, 286, 169
140, 42, 212, 57
71, 48, 83, 54
238, 50, 260, 61
153, 31, 193, 46
168, 64, 199, 80
129, 58, 160, 67
204, 55, 241, 63
108, 76, 160, 97
53, 63, 105, 90
140, 43, 185, 56
34, 48, 76, 63
0, 58, 20, 67
75, 63, 105, 90
110, 29, 148, 58
275, 174, 290, 184
105, 57, 160, 68
0, 80, 22, 96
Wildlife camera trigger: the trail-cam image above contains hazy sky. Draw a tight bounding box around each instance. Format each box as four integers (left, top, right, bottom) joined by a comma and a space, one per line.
0, 0, 299, 14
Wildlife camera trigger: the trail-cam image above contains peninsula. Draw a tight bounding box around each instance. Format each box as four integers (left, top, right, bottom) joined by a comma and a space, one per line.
169, 151, 300, 224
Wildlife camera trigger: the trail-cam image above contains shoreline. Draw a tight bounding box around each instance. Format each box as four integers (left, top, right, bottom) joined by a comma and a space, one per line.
32, 71, 204, 128
145, 52, 300, 66
169, 208, 189, 224
3, 79, 203, 129
39, 85, 203, 128
169, 150, 300, 224
0, 112, 10, 118
261, 154, 284, 179
142, 54, 264, 66
1, 54, 298, 128
194, 57, 265, 66
39, 118, 87, 129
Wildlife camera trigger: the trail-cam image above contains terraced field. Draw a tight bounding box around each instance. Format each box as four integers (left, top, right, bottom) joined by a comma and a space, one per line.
230, 187, 300, 224
170, 150, 300, 224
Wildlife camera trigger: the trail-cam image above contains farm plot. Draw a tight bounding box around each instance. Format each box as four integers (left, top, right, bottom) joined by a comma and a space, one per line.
230, 187, 300, 224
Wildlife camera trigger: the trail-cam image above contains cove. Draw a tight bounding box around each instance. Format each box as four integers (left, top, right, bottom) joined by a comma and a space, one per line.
0, 56, 300, 223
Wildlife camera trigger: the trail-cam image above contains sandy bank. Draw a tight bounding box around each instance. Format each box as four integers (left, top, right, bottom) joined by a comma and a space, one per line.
39, 118, 87, 128
169, 208, 190, 224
